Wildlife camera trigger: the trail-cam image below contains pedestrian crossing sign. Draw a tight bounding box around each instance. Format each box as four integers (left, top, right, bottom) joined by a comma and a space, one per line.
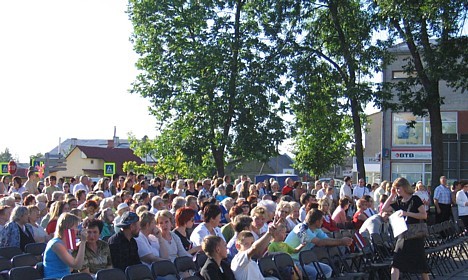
0, 162, 8, 175
104, 162, 115, 176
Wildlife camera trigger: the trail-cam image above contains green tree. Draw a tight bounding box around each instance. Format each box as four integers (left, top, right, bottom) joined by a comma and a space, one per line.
278, 0, 387, 180
374, 0, 467, 186
0, 148, 13, 162
128, 0, 287, 177
128, 130, 212, 178
291, 62, 354, 175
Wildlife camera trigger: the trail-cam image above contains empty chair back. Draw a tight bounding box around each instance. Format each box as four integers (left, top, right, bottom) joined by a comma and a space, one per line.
125, 264, 153, 280
9, 266, 42, 280
0, 247, 23, 259
273, 253, 300, 280
24, 243, 46, 257
194, 253, 208, 270
174, 256, 197, 275
61, 272, 94, 280
151, 260, 178, 280
11, 253, 38, 267
299, 250, 318, 266
0, 256, 12, 272
96, 268, 126, 280
257, 256, 281, 279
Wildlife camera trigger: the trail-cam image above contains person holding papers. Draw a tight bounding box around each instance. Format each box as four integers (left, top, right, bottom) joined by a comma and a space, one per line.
381, 177, 429, 280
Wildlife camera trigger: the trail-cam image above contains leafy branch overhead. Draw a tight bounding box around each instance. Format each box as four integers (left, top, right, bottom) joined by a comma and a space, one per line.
128, 0, 287, 177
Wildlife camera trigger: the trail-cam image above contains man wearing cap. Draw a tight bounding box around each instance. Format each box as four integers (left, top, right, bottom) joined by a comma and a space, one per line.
108, 211, 141, 271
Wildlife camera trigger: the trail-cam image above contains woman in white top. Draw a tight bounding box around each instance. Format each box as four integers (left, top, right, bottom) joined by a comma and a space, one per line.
414, 182, 431, 213
190, 204, 226, 247
286, 201, 301, 230
155, 210, 191, 262
27, 205, 48, 243
456, 182, 468, 230
134, 211, 168, 267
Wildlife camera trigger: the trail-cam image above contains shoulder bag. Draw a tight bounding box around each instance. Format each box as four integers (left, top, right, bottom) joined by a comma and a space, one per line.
403, 196, 429, 240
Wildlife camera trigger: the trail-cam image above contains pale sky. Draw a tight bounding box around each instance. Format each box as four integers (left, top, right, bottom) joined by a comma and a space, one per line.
0, 0, 156, 162
0, 1, 387, 164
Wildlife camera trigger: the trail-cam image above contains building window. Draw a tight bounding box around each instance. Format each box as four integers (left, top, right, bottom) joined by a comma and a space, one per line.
392, 70, 416, 79
391, 163, 432, 185
392, 112, 457, 146
90, 160, 94, 164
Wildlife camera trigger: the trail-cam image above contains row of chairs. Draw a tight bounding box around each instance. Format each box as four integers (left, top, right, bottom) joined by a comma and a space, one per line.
257, 227, 394, 280
0, 243, 47, 280
3, 255, 207, 280
423, 219, 468, 278
0, 243, 46, 260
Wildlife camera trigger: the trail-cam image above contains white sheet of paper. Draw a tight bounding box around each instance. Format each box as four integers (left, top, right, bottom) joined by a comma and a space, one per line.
389, 210, 408, 238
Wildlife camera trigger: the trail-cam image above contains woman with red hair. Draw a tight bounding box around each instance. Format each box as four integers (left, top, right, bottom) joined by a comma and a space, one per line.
173, 207, 201, 254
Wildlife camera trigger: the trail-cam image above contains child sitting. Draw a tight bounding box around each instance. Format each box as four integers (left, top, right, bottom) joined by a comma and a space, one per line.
231, 226, 278, 280
268, 224, 305, 279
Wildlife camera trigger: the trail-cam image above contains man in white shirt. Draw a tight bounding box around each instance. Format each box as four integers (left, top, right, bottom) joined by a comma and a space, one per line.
73, 175, 89, 195
339, 176, 353, 201
353, 178, 369, 201
316, 182, 328, 199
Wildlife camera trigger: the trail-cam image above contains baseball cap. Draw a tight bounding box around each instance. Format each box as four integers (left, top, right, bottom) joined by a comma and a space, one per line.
115, 211, 139, 227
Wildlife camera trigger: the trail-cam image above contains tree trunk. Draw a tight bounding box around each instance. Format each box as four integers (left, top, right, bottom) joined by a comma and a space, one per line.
351, 97, 366, 182
213, 149, 225, 177
428, 90, 444, 190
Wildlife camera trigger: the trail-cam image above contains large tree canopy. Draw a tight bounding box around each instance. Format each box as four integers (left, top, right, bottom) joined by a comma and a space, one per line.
374, 0, 467, 186
277, 0, 387, 179
128, 0, 286, 176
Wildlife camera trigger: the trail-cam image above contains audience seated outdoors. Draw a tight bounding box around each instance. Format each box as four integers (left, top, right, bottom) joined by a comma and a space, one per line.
72, 219, 112, 275
43, 213, 87, 278
2, 173, 465, 280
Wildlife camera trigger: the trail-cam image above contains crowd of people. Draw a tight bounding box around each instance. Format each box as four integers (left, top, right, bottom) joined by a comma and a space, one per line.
0, 171, 467, 280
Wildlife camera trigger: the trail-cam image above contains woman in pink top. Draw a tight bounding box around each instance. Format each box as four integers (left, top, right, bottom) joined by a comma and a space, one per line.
332, 197, 350, 224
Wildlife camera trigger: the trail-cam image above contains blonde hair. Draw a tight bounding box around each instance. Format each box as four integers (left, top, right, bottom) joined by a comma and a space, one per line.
277, 201, 292, 214
392, 177, 414, 194
155, 209, 173, 225
250, 205, 268, 218
289, 201, 300, 210
415, 181, 426, 191
318, 198, 332, 214
55, 212, 80, 238
50, 201, 67, 220
136, 205, 149, 216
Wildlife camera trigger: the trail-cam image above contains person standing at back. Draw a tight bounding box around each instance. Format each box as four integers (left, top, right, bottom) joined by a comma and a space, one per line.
73, 176, 89, 196
456, 182, 468, 230
353, 178, 369, 201
433, 176, 452, 224
23, 171, 39, 195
